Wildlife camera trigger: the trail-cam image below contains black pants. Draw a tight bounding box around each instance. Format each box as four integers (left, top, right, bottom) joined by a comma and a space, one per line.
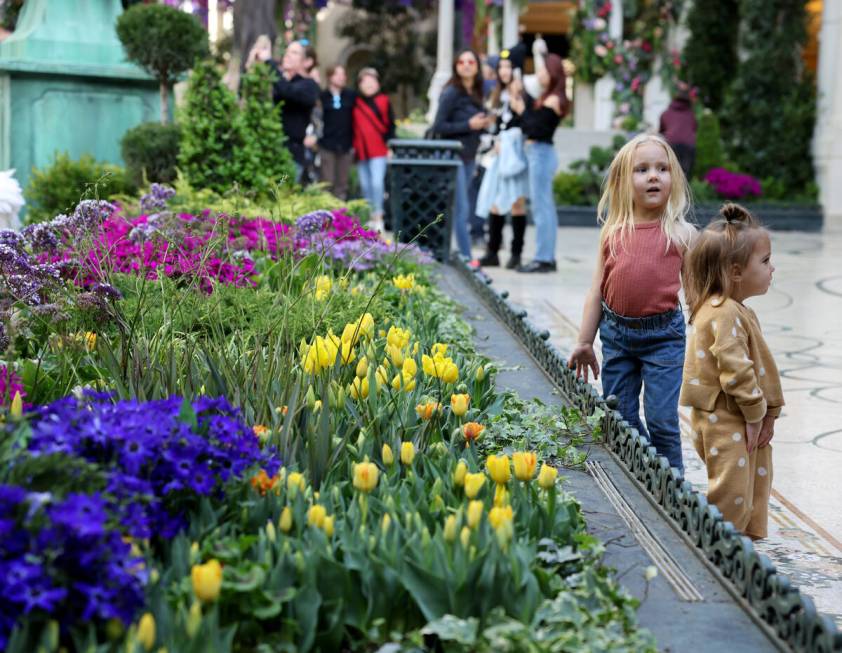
670, 143, 696, 179
486, 212, 526, 256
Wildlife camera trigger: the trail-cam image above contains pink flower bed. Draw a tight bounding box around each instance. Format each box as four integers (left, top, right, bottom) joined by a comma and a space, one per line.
703, 168, 762, 200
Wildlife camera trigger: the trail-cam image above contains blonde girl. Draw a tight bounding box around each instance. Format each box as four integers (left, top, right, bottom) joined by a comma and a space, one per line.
568, 133, 695, 471
680, 204, 782, 539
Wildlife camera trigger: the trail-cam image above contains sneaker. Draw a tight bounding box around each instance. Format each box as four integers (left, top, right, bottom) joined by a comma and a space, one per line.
478, 252, 500, 267
468, 258, 482, 269
505, 255, 521, 270
517, 260, 557, 273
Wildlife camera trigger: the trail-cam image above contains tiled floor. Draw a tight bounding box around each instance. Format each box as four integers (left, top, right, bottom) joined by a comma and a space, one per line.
474, 226, 842, 626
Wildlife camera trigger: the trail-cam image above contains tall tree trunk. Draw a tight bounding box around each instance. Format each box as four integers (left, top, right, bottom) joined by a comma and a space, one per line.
160, 81, 169, 124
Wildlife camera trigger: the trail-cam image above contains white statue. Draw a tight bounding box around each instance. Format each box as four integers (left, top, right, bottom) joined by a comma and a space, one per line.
0, 169, 24, 230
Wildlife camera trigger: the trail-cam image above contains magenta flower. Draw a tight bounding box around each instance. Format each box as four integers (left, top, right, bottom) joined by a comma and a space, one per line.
703, 168, 762, 200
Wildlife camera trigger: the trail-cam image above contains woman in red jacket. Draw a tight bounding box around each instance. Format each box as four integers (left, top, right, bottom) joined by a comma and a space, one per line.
352, 68, 395, 232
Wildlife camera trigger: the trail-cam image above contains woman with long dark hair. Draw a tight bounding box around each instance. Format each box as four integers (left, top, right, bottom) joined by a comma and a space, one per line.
511, 53, 569, 273
432, 48, 494, 259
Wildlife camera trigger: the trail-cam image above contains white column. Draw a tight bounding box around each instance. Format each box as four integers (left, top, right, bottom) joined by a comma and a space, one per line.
487, 18, 499, 55
814, 0, 842, 227
502, 0, 518, 50
426, 0, 454, 124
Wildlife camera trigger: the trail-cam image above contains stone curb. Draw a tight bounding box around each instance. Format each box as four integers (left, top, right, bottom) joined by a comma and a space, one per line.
451, 256, 842, 653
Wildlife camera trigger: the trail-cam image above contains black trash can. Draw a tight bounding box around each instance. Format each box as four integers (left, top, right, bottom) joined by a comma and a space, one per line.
387, 139, 462, 262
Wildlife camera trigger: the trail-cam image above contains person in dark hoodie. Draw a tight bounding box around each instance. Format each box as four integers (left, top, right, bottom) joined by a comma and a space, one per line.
659, 83, 697, 179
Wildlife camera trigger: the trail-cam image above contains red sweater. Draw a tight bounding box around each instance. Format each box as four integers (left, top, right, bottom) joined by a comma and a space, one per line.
352, 94, 392, 161
601, 222, 683, 317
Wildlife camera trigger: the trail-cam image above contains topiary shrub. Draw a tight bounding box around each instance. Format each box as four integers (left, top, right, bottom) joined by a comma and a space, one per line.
120, 122, 181, 187
552, 172, 587, 206
694, 109, 724, 179
24, 153, 134, 224
116, 3, 208, 124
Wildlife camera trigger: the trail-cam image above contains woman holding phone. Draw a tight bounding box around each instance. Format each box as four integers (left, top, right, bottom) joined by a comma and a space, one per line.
432, 48, 494, 259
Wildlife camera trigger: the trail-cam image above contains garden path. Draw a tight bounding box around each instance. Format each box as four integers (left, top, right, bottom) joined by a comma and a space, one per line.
475, 226, 842, 627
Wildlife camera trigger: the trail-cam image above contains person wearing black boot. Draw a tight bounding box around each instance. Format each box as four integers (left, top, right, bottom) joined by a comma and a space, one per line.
476, 51, 530, 269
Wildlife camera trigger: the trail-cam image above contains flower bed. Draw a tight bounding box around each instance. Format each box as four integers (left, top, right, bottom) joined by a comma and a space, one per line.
1, 186, 655, 651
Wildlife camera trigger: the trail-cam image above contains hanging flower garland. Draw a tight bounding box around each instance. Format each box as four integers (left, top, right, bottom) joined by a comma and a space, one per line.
570, 0, 684, 130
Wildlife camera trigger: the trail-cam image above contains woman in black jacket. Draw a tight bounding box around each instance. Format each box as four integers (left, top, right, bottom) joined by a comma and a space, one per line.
432, 48, 493, 259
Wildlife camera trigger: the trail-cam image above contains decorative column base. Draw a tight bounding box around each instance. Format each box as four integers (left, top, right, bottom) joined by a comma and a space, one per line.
426, 69, 451, 124
574, 82, 595, 130
593, 75, 615, 131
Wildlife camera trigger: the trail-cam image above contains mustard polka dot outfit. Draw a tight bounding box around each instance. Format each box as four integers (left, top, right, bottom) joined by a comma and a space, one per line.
679, 297, 784, 539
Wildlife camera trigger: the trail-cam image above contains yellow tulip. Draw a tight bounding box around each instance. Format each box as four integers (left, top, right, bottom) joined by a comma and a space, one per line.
308, 504, 327, 528
463, 472, 486, 499
191, 559, 222, 603
265, 520, 277, 543
400, 441, 415, 465
356, 356, 369, 378
402, 357, 417, 378
431, 343, 448, 357
512, 452, 538, 482
349, 376, 369, 400
443, 514, 458, 542
386, 343, 404, 367
314, 275, 332, 300
493, 484, 509, 507
452, 460, 468, 486
486, 455, 511, 485
386, 325, 411, 349
421, 354, 437, 377
84, 331, 97, 352
357, 313, 375, 340
287, 472, 305, 496
450, 393, 470, 417
186, 600, 202, 638
392, 273, 416, 290
353, 460, 380, 493
467, 500, 484, 529
442, 362, 459, 384
415, 401, 442, 420
322, 515, 335, 537
538, 464, 558, 489
137, 613, 155, 651
460, 526, 471, 547
382, 444, 395, 466
462, 421, 484, 443
10, 391, 22, 419
475, 365, 485, 381
488, 505, 514, 530
339, 340, 356, 365
381, 513, 392, 534
375, 365, 389, 388
279, 506, 293, 533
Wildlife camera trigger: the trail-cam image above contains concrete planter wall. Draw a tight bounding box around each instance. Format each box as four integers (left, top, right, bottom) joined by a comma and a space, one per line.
557, 203, 824, 232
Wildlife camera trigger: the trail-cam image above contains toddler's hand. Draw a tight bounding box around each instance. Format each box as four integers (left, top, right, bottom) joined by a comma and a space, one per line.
745, 419, 762, 453
568, 343, 599, 382
758, 413, 775, 448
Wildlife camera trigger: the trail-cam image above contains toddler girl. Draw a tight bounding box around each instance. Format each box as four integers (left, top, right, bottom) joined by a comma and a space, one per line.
568, 134, 695, 471
681, 203, 783, 539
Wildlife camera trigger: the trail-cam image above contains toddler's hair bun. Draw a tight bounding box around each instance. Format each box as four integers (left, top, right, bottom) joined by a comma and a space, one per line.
719, 202, 756, 226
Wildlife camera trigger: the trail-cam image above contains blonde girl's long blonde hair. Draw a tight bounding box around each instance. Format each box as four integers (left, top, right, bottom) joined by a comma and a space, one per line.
597, 133, 694, 258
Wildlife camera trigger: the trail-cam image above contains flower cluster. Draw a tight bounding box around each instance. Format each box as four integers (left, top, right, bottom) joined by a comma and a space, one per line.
139, 182, 177, 214
0, 485, 146, 650
0, 364, 25, 407
703, 168, 762, 200
23, 392, 280, 538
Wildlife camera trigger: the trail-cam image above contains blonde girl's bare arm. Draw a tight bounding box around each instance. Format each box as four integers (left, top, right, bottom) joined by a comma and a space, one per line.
568, 247, 604, 381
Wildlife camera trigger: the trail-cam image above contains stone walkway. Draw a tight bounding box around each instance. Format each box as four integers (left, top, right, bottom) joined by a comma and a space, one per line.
474, 226, 842, 627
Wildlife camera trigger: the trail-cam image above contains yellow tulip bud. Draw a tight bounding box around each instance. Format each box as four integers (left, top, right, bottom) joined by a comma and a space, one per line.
450, 393, 470, 417
400, 441, 415, 465
387, 343, 404, 367
353, 460, 380, 493
265, 520, 277, 543
467, 500, 484, 529
381, 513, 392, 534
313, 399, 322, 412
189, 541, 200, 564
452, 460, 468, 486
308, 504, 327, 528
377, 444, 393, 467
322, 515, 334, 537
537, 464, 559, 490
279, 506, 293, 533
10, 391, 22, 420
486, 454, 511, 485
475, 365, 486, 381
191, 559, 222, 603
443, 515, 458, 542
186, 601, 202, 638
463, 472, 486, 499
137, 613, 155, 651
287, 472, 306, 496
488, 505, 514, 530
460, 526, 471, 548
356, 356, 369, 378
493, 483, 509, 507
306, 385, 317, 410
512, 452, 538, 481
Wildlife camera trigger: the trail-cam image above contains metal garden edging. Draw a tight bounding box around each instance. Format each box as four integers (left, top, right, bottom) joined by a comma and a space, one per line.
451, 256, 842, 653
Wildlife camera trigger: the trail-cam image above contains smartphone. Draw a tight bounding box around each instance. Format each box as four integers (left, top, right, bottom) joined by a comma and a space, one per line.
513, 68, 522, 81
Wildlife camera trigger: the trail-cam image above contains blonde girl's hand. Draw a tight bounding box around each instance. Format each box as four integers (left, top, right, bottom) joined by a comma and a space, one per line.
758, 414, 776, 448
745, 419, 762, 453
568, 343, 600, 382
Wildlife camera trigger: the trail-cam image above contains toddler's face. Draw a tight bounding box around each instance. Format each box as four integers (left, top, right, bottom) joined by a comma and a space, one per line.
737, 233, 774, 299
631, 143, 672, 219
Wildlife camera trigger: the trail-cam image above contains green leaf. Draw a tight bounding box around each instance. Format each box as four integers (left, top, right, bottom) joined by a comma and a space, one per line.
421, 614, 478, 646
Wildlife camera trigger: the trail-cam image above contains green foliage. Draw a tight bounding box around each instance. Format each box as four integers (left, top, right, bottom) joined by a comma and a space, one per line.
720, 0, 816, 195
178, 62, 300, 199
178, 61, 242, 195
24, 153, 134, 224
234, 63, 298, 196
694, 109, 725, 179
683, 0, 739, 112
553, 172, 587, 206
115, 3, 208, 85
120, 121, 181, 187
690, 178, 717, 203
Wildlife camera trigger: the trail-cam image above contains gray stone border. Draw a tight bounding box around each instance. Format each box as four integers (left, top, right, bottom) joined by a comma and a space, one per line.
452, 257, 842, 653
